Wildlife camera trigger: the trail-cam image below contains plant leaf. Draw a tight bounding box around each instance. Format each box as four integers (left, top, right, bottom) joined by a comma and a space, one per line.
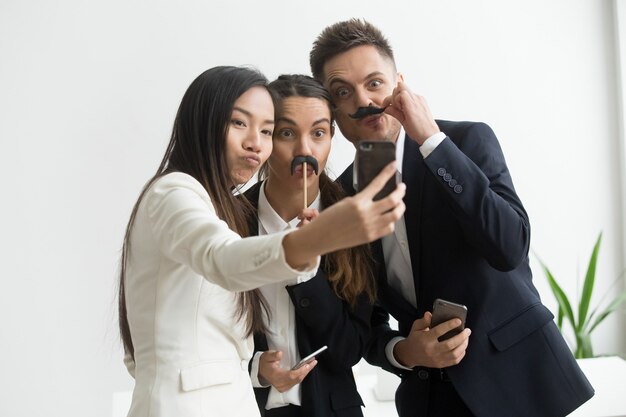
577, 233, 602, 332
578, 332, 594, 359
586, 270, 626, 329
536, 257, 576, 330
587, 290, 626, 333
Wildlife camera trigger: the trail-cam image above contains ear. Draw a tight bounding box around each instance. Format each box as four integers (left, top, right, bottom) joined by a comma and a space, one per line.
396, 72, 405, 83
330, 124, 335, 137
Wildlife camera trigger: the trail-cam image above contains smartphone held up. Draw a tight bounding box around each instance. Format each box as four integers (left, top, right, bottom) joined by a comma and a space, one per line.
354, 141, 398, 201
291, 345, 328, 370
430, 298, 467, 342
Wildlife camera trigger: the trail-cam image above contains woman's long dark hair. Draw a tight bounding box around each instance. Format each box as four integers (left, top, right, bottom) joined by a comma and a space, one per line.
119, 66, 270, 359
263, 74, 375, 306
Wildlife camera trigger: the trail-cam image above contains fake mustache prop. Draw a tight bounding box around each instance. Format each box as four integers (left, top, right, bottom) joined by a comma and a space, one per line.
349, 105, 386, 119
290, 155, 319, 176
291, 155, 319, 210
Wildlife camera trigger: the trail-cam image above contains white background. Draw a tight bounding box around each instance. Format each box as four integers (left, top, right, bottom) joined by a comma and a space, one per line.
1, 1, 625, 416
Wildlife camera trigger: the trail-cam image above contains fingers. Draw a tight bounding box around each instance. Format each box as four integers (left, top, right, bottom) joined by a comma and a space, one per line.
298, 208, 319, 221
369, 196, 406, 238
372, 182, 406, 215
291, 359, 317, 380
274, 360, 317, 392
360, 181, 406, 239
436, 328, 471, 367
431, 318, 464, 340
296, 209, 319, 227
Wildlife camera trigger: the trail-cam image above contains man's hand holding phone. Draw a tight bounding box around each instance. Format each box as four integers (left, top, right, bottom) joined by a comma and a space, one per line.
393, 310, 471, 369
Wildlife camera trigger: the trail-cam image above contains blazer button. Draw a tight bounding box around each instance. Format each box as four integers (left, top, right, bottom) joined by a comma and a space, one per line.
453, 185, 463, 194
448, 179, 457, 187
417, 369, 429, 380
300, 298, 311, 308
437, 168, 446, 177
443, 173, 452, 182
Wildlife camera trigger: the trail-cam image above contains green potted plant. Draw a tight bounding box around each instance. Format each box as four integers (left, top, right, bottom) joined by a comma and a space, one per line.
535, 232, 626, 358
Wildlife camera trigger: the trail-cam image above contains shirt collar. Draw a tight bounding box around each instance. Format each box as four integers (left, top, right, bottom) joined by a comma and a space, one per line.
258, 181, 322, 234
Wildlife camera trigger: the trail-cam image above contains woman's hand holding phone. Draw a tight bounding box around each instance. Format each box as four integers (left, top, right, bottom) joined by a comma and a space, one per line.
282, 162, 405, 270
258, 350, 316, 393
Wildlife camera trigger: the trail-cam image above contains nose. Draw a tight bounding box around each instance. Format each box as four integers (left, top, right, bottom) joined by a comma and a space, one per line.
294, 136, 312, 156
242, 130, 262, 153
353, 86, 373, 109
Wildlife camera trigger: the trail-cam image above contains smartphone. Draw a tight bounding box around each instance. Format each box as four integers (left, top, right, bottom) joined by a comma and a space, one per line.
430, 298, 467, 342
291, 345, 328, 370
355, 141, 397, 201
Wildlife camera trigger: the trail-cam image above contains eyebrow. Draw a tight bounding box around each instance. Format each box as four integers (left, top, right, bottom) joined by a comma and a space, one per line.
277, 116, 331, 127
232, 107, 274, 125
328, 71, 385, 88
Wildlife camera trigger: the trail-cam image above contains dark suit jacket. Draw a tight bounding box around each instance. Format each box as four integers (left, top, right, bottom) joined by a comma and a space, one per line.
339, 120, 594, 417
244, 181, 371, 417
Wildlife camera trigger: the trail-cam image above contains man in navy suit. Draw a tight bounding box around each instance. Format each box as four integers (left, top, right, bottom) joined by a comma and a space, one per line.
309, 19, 594, 417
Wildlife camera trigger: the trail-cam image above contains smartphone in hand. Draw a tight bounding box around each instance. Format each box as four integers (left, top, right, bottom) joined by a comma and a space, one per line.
430, 298, 467, 342
355, 141, 397, 201
291, 345, 328, 370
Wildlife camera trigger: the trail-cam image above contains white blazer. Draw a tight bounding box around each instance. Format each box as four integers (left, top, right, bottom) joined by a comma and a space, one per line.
123, 172, 315, 417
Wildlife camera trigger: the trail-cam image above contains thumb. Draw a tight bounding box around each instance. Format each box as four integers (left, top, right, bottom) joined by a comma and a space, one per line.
411, 312, 432, 332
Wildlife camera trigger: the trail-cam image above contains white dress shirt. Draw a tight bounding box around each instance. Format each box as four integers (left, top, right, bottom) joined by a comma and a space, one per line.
250, 182, 321, 409
383, 128, 447, 370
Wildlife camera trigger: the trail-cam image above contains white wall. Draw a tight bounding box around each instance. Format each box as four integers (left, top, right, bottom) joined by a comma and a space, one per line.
0, 1, 624, 416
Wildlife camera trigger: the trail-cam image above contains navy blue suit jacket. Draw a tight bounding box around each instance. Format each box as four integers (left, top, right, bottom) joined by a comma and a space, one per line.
245, 181, 370, 417
338, 120, 594, 417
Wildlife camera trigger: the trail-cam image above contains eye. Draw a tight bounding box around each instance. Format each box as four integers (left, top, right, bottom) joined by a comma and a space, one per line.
334, 86, 350, 99
231, 119, 246, 128
313, 129, 326, 139
261, 128, 273, 137
368, 79, 382, 89
277, 129, 295, 139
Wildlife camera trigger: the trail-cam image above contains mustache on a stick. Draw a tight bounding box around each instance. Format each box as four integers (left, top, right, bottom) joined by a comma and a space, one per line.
291, 155, 319, 211
290, 155, 319, 176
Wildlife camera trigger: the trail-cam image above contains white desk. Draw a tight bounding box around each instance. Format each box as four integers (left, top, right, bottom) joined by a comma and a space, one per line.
568, 356, 626, 417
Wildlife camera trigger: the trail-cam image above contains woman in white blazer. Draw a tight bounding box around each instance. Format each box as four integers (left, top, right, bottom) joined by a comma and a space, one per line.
118, 66, 405, 417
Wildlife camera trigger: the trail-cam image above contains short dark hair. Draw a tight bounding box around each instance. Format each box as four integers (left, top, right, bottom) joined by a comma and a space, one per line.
310, 18, 395, 81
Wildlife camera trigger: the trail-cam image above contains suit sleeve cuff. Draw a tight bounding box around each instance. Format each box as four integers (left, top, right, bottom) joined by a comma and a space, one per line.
386, 336, 414, 371
250, 351, 271, 388
419, 132, 446, 159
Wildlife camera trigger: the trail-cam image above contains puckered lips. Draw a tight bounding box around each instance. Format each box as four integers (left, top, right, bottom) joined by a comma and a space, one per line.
243, 153, 261, 167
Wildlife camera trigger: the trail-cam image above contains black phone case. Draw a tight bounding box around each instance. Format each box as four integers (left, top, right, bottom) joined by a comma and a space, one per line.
355, 141, 397, 201
431, 298, 467, 341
